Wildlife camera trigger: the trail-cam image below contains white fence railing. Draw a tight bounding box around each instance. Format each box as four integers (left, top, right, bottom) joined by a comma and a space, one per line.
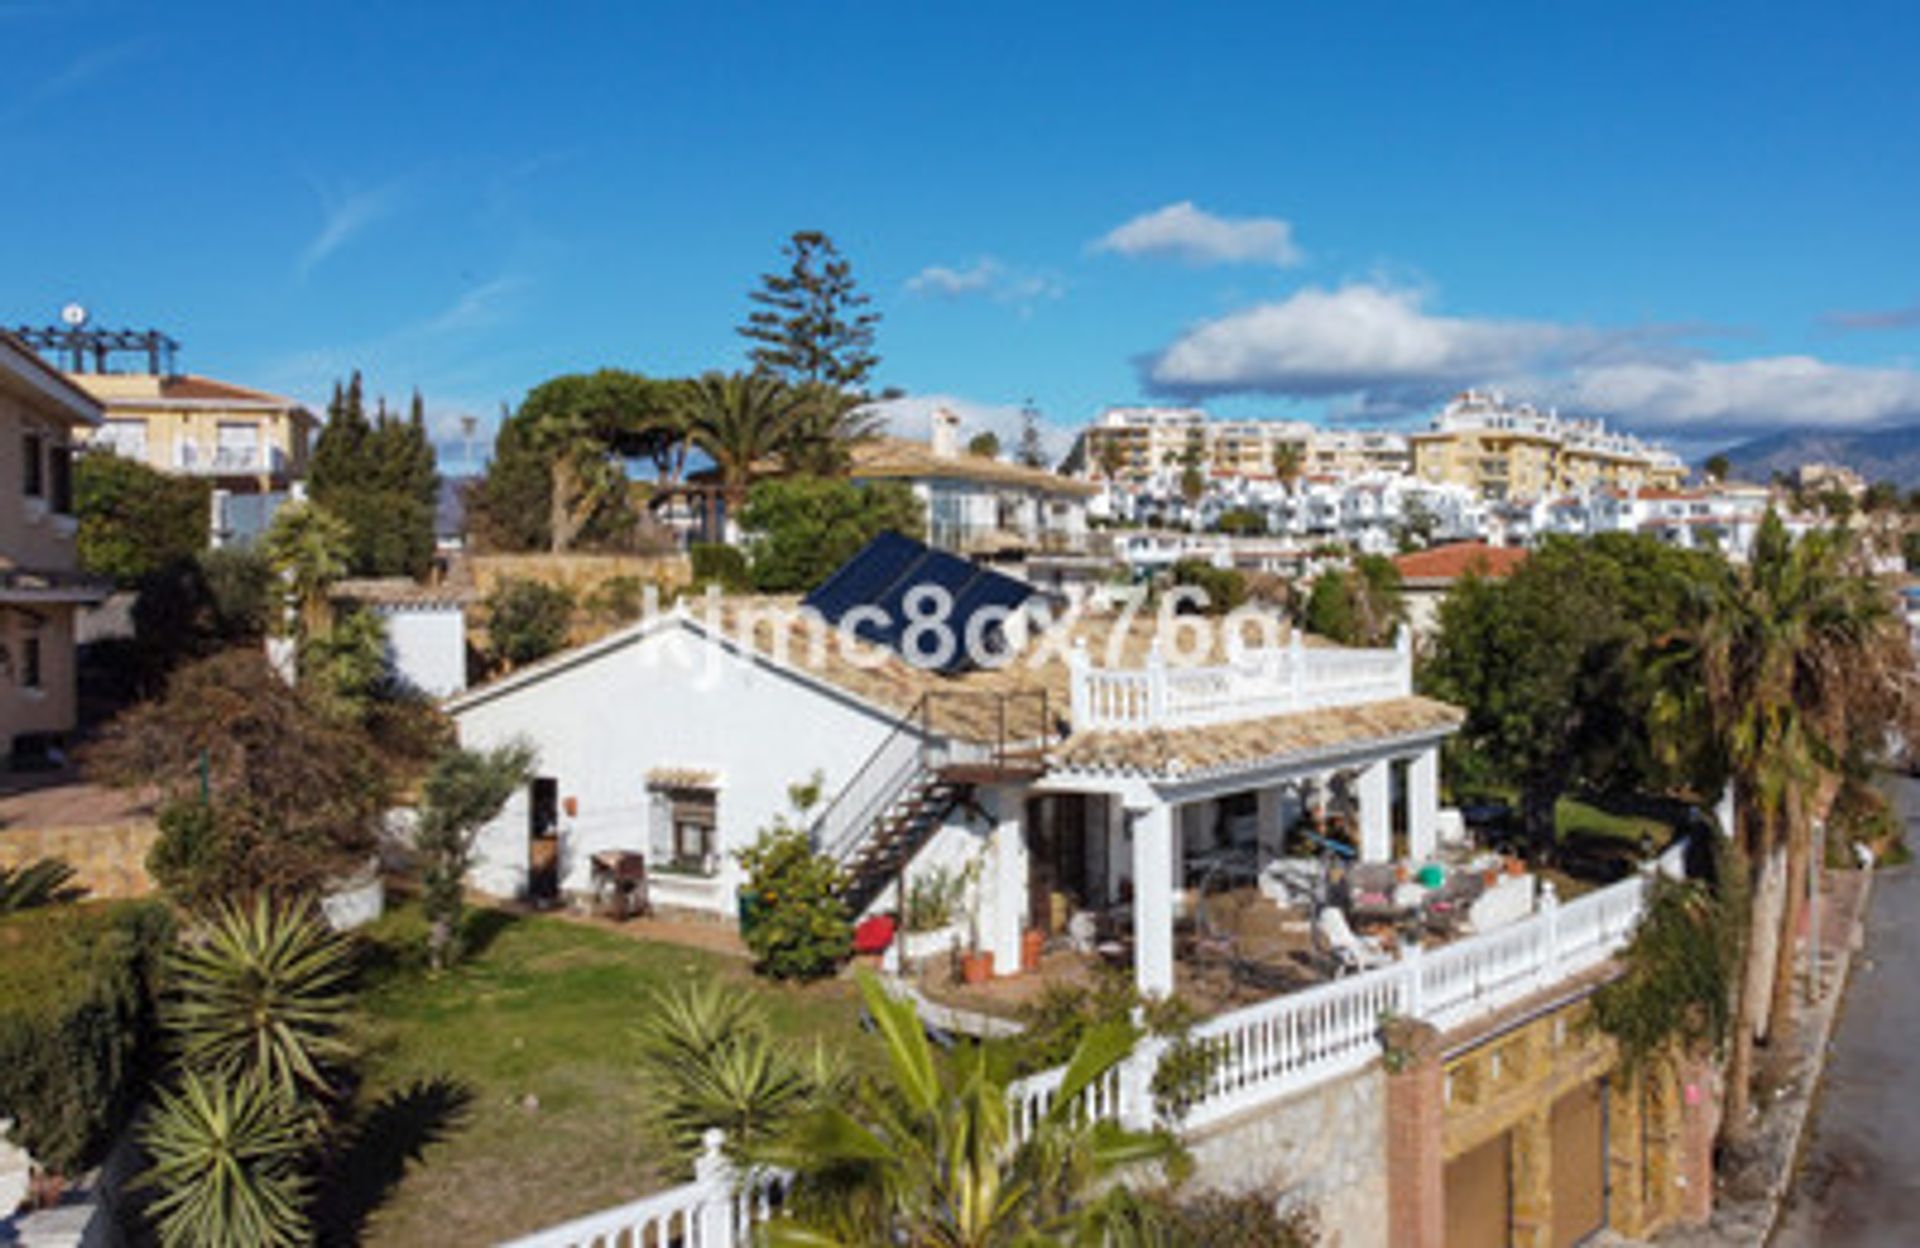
1006, 841, 1687, 1140
510, 846, 1688, 1245
500, 1131, 788, 1248
1067, 632, 1413, 731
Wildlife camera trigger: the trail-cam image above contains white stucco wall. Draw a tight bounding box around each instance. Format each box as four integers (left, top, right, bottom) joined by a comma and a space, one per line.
452, 622, 898, 914
378, 603, 467, 697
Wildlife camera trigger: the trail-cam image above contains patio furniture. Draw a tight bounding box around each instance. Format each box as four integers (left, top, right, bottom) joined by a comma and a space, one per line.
589, 850, 650, 920
1465, 872, 1537, 933
1315, 906, 1392, 976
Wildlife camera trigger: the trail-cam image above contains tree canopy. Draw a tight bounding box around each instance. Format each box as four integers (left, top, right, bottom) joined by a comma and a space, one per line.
739, 477, 925, 593
737, 230, 881, 391
1420, 534, 1723, 842
1302, 555, 1405, 648
308, 375, 439, 578
74, 451, 209, 584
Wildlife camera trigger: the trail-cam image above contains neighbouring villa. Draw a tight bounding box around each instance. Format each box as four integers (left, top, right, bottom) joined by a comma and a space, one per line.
448, 530, 1461, 999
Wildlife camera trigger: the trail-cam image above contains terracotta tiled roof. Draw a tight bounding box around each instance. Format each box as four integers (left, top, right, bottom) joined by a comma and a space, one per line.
330, 578, 474, 607
850, 437, 1099, 497
453, 591, 1463, 764
1391, 542, 1528, 583
1052, 695, 1463, 778
157, 375, 296, 404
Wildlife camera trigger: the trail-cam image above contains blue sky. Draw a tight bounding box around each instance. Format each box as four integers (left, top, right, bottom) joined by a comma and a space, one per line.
5, 0, 1919, 470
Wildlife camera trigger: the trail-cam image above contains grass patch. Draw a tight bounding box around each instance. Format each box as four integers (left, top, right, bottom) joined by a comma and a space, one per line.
341, 903, 866, 1246
1555, 797, 1672, 847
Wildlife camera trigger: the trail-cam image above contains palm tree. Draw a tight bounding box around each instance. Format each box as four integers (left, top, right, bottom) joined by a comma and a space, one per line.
765, 972, 1178, 1246
260, 501, 350, 642
1272, 443, 1304, 494
1658, 511, 1909, 1142
781, 382, 884, 476
165, 897, 357, 1101
678, 371, 807, 511
138, 1070, 311, 1248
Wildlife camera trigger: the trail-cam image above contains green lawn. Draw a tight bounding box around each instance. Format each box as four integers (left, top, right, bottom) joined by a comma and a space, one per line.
1554, 796, 1674, 847
337, 905, 865, 1247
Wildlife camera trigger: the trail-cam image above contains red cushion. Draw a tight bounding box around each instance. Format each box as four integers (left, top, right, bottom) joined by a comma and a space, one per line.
853, 914, 897, 954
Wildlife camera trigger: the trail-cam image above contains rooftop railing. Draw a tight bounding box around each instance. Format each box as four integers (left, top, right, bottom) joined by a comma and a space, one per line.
1067, 632, 1413, 732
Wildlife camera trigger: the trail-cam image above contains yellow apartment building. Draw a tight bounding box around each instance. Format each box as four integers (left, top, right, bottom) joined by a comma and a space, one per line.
0, 332, 106, 757
1411, 391, 1685, 501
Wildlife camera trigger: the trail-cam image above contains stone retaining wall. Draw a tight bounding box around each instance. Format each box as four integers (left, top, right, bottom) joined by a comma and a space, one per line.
0, 821, 157, 899
1182, 1064, 1389, 1248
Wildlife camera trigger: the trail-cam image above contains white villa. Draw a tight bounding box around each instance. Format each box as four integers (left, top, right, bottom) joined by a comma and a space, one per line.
447, 534, 1461, 998
848, 409, 1098, 555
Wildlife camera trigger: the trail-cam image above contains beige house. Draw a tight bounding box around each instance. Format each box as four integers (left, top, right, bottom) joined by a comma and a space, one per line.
72, 372, 317, 543
0, 333, 106, 757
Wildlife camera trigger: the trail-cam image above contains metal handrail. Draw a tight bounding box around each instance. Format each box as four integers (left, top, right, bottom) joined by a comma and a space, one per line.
809, 689, 1056, 866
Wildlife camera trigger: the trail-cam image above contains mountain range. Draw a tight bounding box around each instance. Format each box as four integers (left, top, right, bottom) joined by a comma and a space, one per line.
1718, 425, 1920, 489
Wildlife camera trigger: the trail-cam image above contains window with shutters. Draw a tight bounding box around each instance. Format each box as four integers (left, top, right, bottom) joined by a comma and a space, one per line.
647, 781, 718, 875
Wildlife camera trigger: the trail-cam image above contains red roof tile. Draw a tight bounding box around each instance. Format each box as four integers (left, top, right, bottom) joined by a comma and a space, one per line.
1391, 542, 1528, 582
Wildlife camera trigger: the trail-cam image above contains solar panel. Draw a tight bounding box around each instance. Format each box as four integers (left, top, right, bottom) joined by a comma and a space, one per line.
800, 530, 1037, 673
804, 530, 924, 624
942, 571, 1036, 672
860, 547, 984, 656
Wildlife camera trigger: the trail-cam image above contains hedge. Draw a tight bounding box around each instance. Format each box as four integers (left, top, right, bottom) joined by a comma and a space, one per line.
0, 901, 173, 1174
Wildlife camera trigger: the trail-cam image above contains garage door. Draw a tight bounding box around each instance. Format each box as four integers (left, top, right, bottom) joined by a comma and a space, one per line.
1444, 1131, 1510, 1248
1551, 1079, 1607, 1247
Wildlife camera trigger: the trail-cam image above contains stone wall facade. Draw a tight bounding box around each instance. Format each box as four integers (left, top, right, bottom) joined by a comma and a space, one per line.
0, 820, 157, 898
1182, 1065, 1389, 1248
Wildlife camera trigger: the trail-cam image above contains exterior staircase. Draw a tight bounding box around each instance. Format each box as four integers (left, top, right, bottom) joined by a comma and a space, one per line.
811, 691, 1053, 917
838, 769, 971, 916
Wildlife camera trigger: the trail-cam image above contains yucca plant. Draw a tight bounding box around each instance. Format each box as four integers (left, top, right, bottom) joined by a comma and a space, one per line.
165, 896, 356, 1100
138, 1069, 311, 1248
633, 978, 841, 1164
0, 856, 81, 913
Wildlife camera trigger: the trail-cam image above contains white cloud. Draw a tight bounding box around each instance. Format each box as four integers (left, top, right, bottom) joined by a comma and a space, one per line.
1142, 281, 1920, 434
905, 257, 1065, 307
861, 393, 1074, 464
1093, 201, 1303, 268
1546, 357, 1920, 432
1146, 283, 1621, 401
297, 179, 406, 279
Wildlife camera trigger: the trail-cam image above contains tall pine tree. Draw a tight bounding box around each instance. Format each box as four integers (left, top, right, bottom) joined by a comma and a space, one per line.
309, 375, 439, 578
737, 230, 881, 391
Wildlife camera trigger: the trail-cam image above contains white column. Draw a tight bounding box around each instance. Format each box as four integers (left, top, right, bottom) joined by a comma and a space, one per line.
1408, 747, 1440, 862
1357, 759, 1392, 862
985, 787, 1026, 978
1131, 802, 1176, 998
1256, 784, 1284, 859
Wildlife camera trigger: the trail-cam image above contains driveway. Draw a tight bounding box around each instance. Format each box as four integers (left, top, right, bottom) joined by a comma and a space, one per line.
1773, 784, 1920, 1245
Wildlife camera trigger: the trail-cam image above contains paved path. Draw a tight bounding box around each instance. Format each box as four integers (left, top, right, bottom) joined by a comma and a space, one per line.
1773, 850, 1920, 1246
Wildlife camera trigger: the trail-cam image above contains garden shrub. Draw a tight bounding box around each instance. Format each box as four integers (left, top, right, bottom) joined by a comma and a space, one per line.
1169, 559, 1248, 616
0, 901, 173, 1174
689, 543, 751, 592
484, 577, 574, 667
739, 477, 923, 593
736, 783, 850, 981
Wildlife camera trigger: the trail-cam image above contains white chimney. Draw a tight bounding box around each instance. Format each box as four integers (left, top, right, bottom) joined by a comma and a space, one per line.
930, 406, 961, 458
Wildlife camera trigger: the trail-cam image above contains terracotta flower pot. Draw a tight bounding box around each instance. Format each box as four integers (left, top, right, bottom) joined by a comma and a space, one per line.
961, 951, 995, 984
1021, 928, 1044, 973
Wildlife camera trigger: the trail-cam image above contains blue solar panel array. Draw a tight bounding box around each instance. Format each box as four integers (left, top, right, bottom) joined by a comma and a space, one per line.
803, 531, 1036, 673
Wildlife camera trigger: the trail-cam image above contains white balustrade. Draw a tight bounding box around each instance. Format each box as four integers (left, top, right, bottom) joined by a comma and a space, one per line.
1007, 860, 1667, 1145
1067, 632, 1414, 731
500, 1131, 787, 1248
